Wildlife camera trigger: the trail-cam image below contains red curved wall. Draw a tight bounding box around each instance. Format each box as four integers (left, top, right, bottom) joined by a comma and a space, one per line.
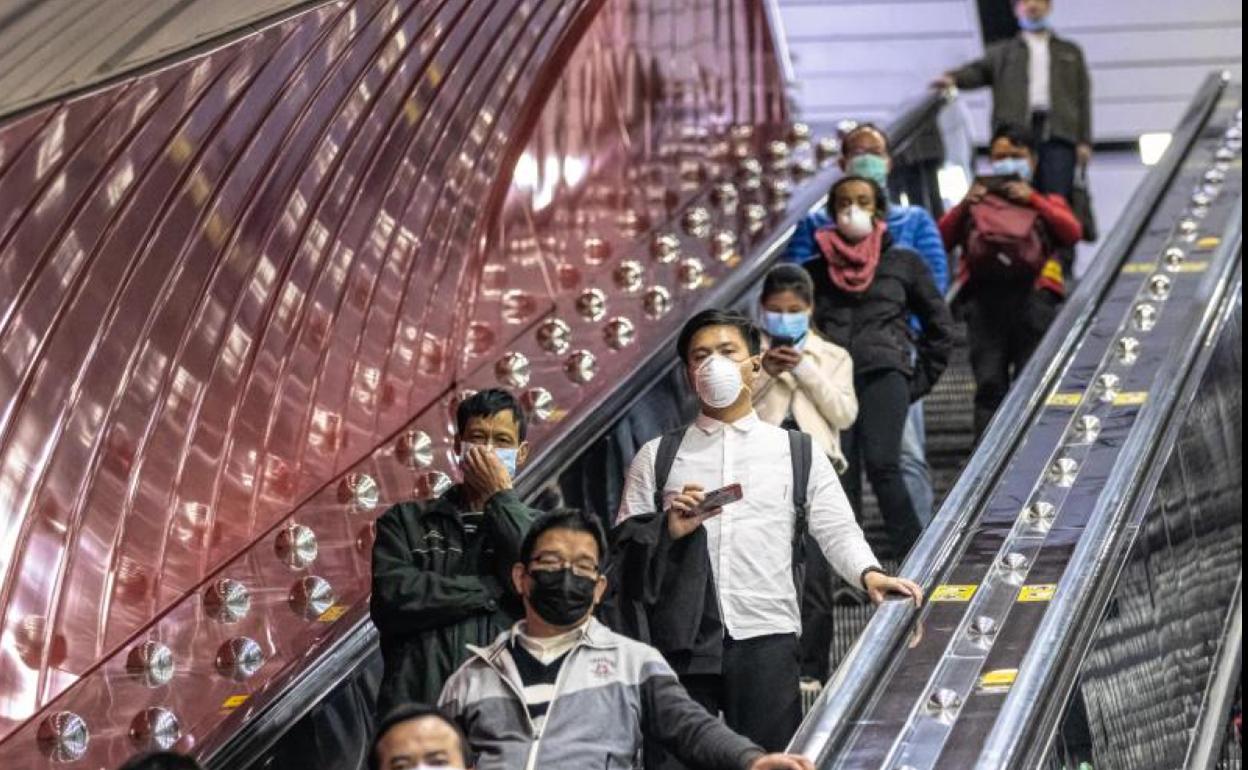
0, 0, 801, 765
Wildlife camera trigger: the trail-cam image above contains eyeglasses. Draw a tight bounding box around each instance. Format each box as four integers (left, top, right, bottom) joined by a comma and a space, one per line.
529, 555, 600, 579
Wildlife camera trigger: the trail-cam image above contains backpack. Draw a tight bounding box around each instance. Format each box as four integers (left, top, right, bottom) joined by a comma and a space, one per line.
964, 193, 1051, 281
652, 426, 814, 600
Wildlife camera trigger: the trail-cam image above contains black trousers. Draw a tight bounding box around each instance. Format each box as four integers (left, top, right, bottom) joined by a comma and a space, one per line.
650, 633, 801, 769
965, 286, 1061, 439
799, 540, 835, 681
1030, 111, 1078, 201
840, 369, 923, 559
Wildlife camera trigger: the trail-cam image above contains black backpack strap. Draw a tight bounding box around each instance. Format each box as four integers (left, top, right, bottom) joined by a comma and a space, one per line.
788, 429, 812, 541
652, 427, 689, 512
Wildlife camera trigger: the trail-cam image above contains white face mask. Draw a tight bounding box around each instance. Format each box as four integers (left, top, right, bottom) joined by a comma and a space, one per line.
837, 205, 875, 241
694, 354, 745, 409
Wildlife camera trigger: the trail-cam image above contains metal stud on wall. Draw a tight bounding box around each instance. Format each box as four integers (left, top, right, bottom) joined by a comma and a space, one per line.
339, 473, 380, 512
37, 713, 88, 762
203, 579, 251, 623
288, 575, 335, 620
129, 707, 181, 751
395, 430, 435, 469
564, 350, 597, 384
275, 523, 319, 569
415, 471, 453, 501
126, 641, 175, 688
603, 317, 636, 350
537, 318, 572, 354
520, 387, 555, 422
643, 286, 672, 319
495, 351, 532, 388
215, 637, 265, 682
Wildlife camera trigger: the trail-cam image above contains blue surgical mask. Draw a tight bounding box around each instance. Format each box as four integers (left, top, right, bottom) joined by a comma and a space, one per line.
846, 153, 890, 190
461, 444, 520, 479
1017, 15, 1050, 32
763, 311, 810, 348
991, 157, 1033, 181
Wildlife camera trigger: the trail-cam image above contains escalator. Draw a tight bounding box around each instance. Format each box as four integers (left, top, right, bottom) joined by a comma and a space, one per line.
219, 88, 962, 770
792, 73, 1243, 770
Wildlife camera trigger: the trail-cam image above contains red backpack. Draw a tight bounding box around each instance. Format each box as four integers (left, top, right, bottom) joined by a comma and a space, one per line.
964, 194, 1049, 281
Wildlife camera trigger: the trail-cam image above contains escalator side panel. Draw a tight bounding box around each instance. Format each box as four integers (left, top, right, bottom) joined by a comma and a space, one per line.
1061, 285, 1241, 770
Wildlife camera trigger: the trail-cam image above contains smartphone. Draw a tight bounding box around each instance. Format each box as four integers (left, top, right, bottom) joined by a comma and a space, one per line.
770, 334, 797, 348
695, 483, 743, 514
976, 173, 1020, 195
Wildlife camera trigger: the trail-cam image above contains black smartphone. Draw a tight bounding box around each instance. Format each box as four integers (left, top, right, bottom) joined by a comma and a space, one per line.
976, 173, 1020, 195
770, 334, 797, 348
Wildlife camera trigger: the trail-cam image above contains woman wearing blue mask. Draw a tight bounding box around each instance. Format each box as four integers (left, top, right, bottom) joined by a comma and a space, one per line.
752, 264, 858, 685
753, 264, 857, 473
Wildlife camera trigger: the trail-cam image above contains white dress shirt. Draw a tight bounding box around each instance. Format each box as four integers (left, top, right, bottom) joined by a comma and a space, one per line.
617, 411, 880, 640
1023, 30, 1051, 111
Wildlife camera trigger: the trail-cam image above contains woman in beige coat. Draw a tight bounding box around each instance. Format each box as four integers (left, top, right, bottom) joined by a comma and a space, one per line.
752, 264, 858, 473
752, 263, 858, 685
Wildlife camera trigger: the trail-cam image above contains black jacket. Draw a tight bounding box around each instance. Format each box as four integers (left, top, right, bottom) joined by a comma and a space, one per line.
598, 512, 724, 676
803, 236, 955, 400
951, 33, 1092, 146
370, 486, 537, 715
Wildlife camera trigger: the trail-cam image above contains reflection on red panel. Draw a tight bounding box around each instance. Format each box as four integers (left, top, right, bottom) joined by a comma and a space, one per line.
0, 0, 831, 766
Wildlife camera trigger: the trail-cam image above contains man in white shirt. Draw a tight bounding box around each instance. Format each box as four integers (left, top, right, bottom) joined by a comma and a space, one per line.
617, 309, 923, 753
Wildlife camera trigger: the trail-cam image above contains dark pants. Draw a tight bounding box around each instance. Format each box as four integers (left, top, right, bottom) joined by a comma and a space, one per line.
684, 634, 802, 752
649, 634, 801, 768
799, 540, 835, 681
840, 369, 923, 560
966, 286, 1061, 439
1030, 111, 1077, 201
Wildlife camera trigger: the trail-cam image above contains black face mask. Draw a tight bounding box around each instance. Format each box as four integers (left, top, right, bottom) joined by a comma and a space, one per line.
527, 568, 597, 627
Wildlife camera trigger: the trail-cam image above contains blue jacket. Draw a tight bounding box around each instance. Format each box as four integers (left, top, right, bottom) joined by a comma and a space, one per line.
783, 205, 950, 294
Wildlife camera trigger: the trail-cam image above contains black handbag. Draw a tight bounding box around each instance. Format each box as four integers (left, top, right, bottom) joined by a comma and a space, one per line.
1070, 165, 1098, 242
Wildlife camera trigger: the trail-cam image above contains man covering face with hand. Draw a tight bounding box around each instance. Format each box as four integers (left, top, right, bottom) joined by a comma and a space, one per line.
370, 389, 539, 715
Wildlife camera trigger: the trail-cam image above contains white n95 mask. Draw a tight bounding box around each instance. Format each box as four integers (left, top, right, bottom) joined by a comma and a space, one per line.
694, 355, 745, 408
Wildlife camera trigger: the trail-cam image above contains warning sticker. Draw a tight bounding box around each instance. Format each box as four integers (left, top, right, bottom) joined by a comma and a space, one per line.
222, 695, 249, 710
1194, 237, 1221, 251
1046, 392, 1082, 407
931, 585, 978, 602
1172, 260, 1210, 271
978, 668, 1019, 692
1112, 392, 1148, 406
318, 604, 349, 623
1018, 584, 1057, 602
1121, 263, 1154, 274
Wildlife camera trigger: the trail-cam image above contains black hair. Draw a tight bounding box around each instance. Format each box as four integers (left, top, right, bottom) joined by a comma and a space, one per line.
369, 704, 472, 770
519, 508, 608, 567
675, 308, 763, 364
841, 122, 891, 153
117, 753, 204, 770
826, 174, 890, 218
761, 264, 815, 307
455, 388, 527, 441
990, 124, 1037, 155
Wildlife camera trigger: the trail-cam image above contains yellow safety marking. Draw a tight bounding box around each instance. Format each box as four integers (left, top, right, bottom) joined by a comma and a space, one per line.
1194, 237, 1221, 251
221, 695, 249, 710
1121, 263, 1154, 274
1046, 392, 1082, 407
318, 604, 349, 623
978, 668, 1019, 691
1018, 584, 1057, 602
1172, 260, 1210, 272
931, 584, 978, 602
1113, 392, 1148, 406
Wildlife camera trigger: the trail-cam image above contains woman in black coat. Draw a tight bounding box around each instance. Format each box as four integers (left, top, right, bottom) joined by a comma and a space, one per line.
801, 175, 954, 558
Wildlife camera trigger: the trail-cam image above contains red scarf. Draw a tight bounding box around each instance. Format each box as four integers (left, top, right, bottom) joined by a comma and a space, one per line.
815, 220, 887, 294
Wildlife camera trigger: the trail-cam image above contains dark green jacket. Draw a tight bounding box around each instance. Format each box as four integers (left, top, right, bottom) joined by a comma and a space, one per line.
370, 486, 537, 715
951, 33, 1092, 146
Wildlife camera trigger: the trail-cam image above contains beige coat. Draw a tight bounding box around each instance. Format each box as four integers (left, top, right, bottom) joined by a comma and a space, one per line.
752, 331, 857, 472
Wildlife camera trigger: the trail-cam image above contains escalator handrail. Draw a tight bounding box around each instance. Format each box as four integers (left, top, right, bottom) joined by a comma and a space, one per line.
204, 84, 956, 770
980, 202, 1242, 769
789, 71, 1233, 763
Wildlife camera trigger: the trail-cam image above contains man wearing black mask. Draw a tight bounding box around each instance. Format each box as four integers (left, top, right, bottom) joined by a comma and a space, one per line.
438, 509, 815, 770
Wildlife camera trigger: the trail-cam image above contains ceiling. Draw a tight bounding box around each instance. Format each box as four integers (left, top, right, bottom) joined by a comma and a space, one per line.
775, 0, 1243, 144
